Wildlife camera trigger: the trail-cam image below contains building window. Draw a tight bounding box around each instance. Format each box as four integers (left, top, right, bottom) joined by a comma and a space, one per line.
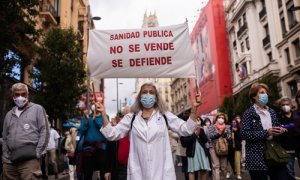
264, 24, 269, 36
288, 80, 298, 97
241, 42, 245, 52
245, 37, 250, 50
242, 13, 247, 25
286, 1, 297, 29
280, 12, 287, 36
267, 52, 273, 62
238, 19, 242, 28
292, 39, 300, 58
285, 48, 291, 65
277, 0, 282, 8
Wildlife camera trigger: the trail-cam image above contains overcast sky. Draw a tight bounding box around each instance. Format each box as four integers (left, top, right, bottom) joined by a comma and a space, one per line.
89, 0, 208, 117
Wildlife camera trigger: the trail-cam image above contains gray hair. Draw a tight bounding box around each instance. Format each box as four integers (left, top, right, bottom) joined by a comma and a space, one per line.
279, 96, 292, 104
130, 82, 169, 114
11, 83, 28, 93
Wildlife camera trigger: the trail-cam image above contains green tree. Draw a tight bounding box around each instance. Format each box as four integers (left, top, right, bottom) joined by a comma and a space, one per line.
33, 27, 86, 121
220, 74, 281, 119
0, 0, 39, 80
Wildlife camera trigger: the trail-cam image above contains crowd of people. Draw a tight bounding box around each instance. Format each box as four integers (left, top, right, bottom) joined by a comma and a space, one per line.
0, 82, 300, 180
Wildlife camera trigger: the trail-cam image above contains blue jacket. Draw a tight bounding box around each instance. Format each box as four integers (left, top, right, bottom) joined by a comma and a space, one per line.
240, 105, 280, 171
80, 114, 107, 143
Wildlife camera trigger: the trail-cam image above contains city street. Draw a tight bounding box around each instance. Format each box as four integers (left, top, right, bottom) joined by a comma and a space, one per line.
174, 159, 300, 180
49, 159, 300, 179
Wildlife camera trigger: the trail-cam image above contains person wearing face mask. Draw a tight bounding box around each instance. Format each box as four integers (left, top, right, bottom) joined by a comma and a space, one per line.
226, 117, 242, 179
180, 117, 211, 180
240, 83, 289, 180
76, 100, 111, 180
208, 113, 231, 180
99, 82, 201, 180
278, 97, 300, 180
2, 83, 49, 180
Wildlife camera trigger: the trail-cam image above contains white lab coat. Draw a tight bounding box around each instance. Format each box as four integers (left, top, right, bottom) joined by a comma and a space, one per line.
100, 110, 197, 180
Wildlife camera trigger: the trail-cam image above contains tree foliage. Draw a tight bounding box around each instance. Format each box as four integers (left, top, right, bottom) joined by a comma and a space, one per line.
220, 74, 281, 121
0, 0, 39, 80
33, 27, 86, 121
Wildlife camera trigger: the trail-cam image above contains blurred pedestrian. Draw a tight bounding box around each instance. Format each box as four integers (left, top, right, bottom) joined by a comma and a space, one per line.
294, 90, 300, 168
99, 82, 201, 180
61, 131, 70, 175
46, 125, 60, 179
2, 82, 49, 179
208, 113, 231, 180
180, 117, 211, 180
226, 116, 242, 179
169, 129, 180, 165
78, 102, 110, 180
65, 127, 77, 180
240, 83, 289, 180
278, 97, 299, 180
106, 114, 130, 180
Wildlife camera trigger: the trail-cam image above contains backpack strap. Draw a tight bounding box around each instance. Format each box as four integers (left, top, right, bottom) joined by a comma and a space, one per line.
162, 114, 169, 129
130, 114, 136, 130
130, 113, 168, 130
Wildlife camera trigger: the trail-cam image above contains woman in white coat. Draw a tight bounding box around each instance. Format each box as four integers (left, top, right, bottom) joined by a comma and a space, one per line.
98, 82, 201, 180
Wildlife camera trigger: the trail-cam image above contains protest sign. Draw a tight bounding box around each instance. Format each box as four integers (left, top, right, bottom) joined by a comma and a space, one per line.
87, 23, 195, 78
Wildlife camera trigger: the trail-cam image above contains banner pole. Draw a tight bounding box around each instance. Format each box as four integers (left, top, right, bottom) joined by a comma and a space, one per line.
85, 72, 91, 124
91, 81, 97, 119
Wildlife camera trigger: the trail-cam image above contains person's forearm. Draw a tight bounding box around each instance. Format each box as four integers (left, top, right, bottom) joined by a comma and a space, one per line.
189, 107, 197, 121
101, 110, 110, 127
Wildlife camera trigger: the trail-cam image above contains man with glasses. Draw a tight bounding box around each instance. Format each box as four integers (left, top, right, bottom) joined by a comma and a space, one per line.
2, 82, 49, 180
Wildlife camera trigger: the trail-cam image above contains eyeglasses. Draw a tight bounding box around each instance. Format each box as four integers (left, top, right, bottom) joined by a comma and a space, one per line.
14, 93, 27, 97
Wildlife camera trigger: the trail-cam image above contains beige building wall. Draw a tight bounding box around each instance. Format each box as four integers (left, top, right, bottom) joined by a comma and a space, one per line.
24, 0, 90, 85
225, 0, 300, 99
170, 78, 191, 116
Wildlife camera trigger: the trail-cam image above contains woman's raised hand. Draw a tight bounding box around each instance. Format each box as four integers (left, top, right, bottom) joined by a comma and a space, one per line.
193, 92, 202, 107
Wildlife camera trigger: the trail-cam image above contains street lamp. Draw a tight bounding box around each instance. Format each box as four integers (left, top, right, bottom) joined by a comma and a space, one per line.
86, 16, 101, 111
116, 78, 123, 112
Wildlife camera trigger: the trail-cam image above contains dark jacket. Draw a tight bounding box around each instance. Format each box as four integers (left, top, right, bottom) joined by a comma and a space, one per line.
278, 110, 299, 151
228, 127, 242, 151
180, 128, 208, 157
240, 105, 280, 171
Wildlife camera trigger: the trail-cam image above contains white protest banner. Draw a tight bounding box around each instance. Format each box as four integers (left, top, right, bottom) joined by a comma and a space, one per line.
87, 23, 195, 78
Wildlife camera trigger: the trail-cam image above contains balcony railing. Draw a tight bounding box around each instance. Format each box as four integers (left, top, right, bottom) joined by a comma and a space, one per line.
237, 23, 248, 38
259, 7, 267, 20
262, 35, 270, 47
39, 0, 57, 25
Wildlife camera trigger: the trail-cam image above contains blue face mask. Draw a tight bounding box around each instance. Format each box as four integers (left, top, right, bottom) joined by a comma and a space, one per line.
140, 93, 156, 108
258, 93, 268, 105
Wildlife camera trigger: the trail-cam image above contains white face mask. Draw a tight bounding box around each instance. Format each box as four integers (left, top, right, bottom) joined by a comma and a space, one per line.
217, 118, 225, 124
91, 104, 95, 111
13, 96, 28, 108
282, 105, 291, 113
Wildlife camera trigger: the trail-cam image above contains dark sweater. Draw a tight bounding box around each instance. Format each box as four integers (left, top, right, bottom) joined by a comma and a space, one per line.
180, 128, 208, 157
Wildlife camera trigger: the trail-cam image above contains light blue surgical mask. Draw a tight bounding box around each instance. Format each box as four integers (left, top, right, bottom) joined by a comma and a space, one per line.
258, 93, 268, 106
140, 93, 156, 108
